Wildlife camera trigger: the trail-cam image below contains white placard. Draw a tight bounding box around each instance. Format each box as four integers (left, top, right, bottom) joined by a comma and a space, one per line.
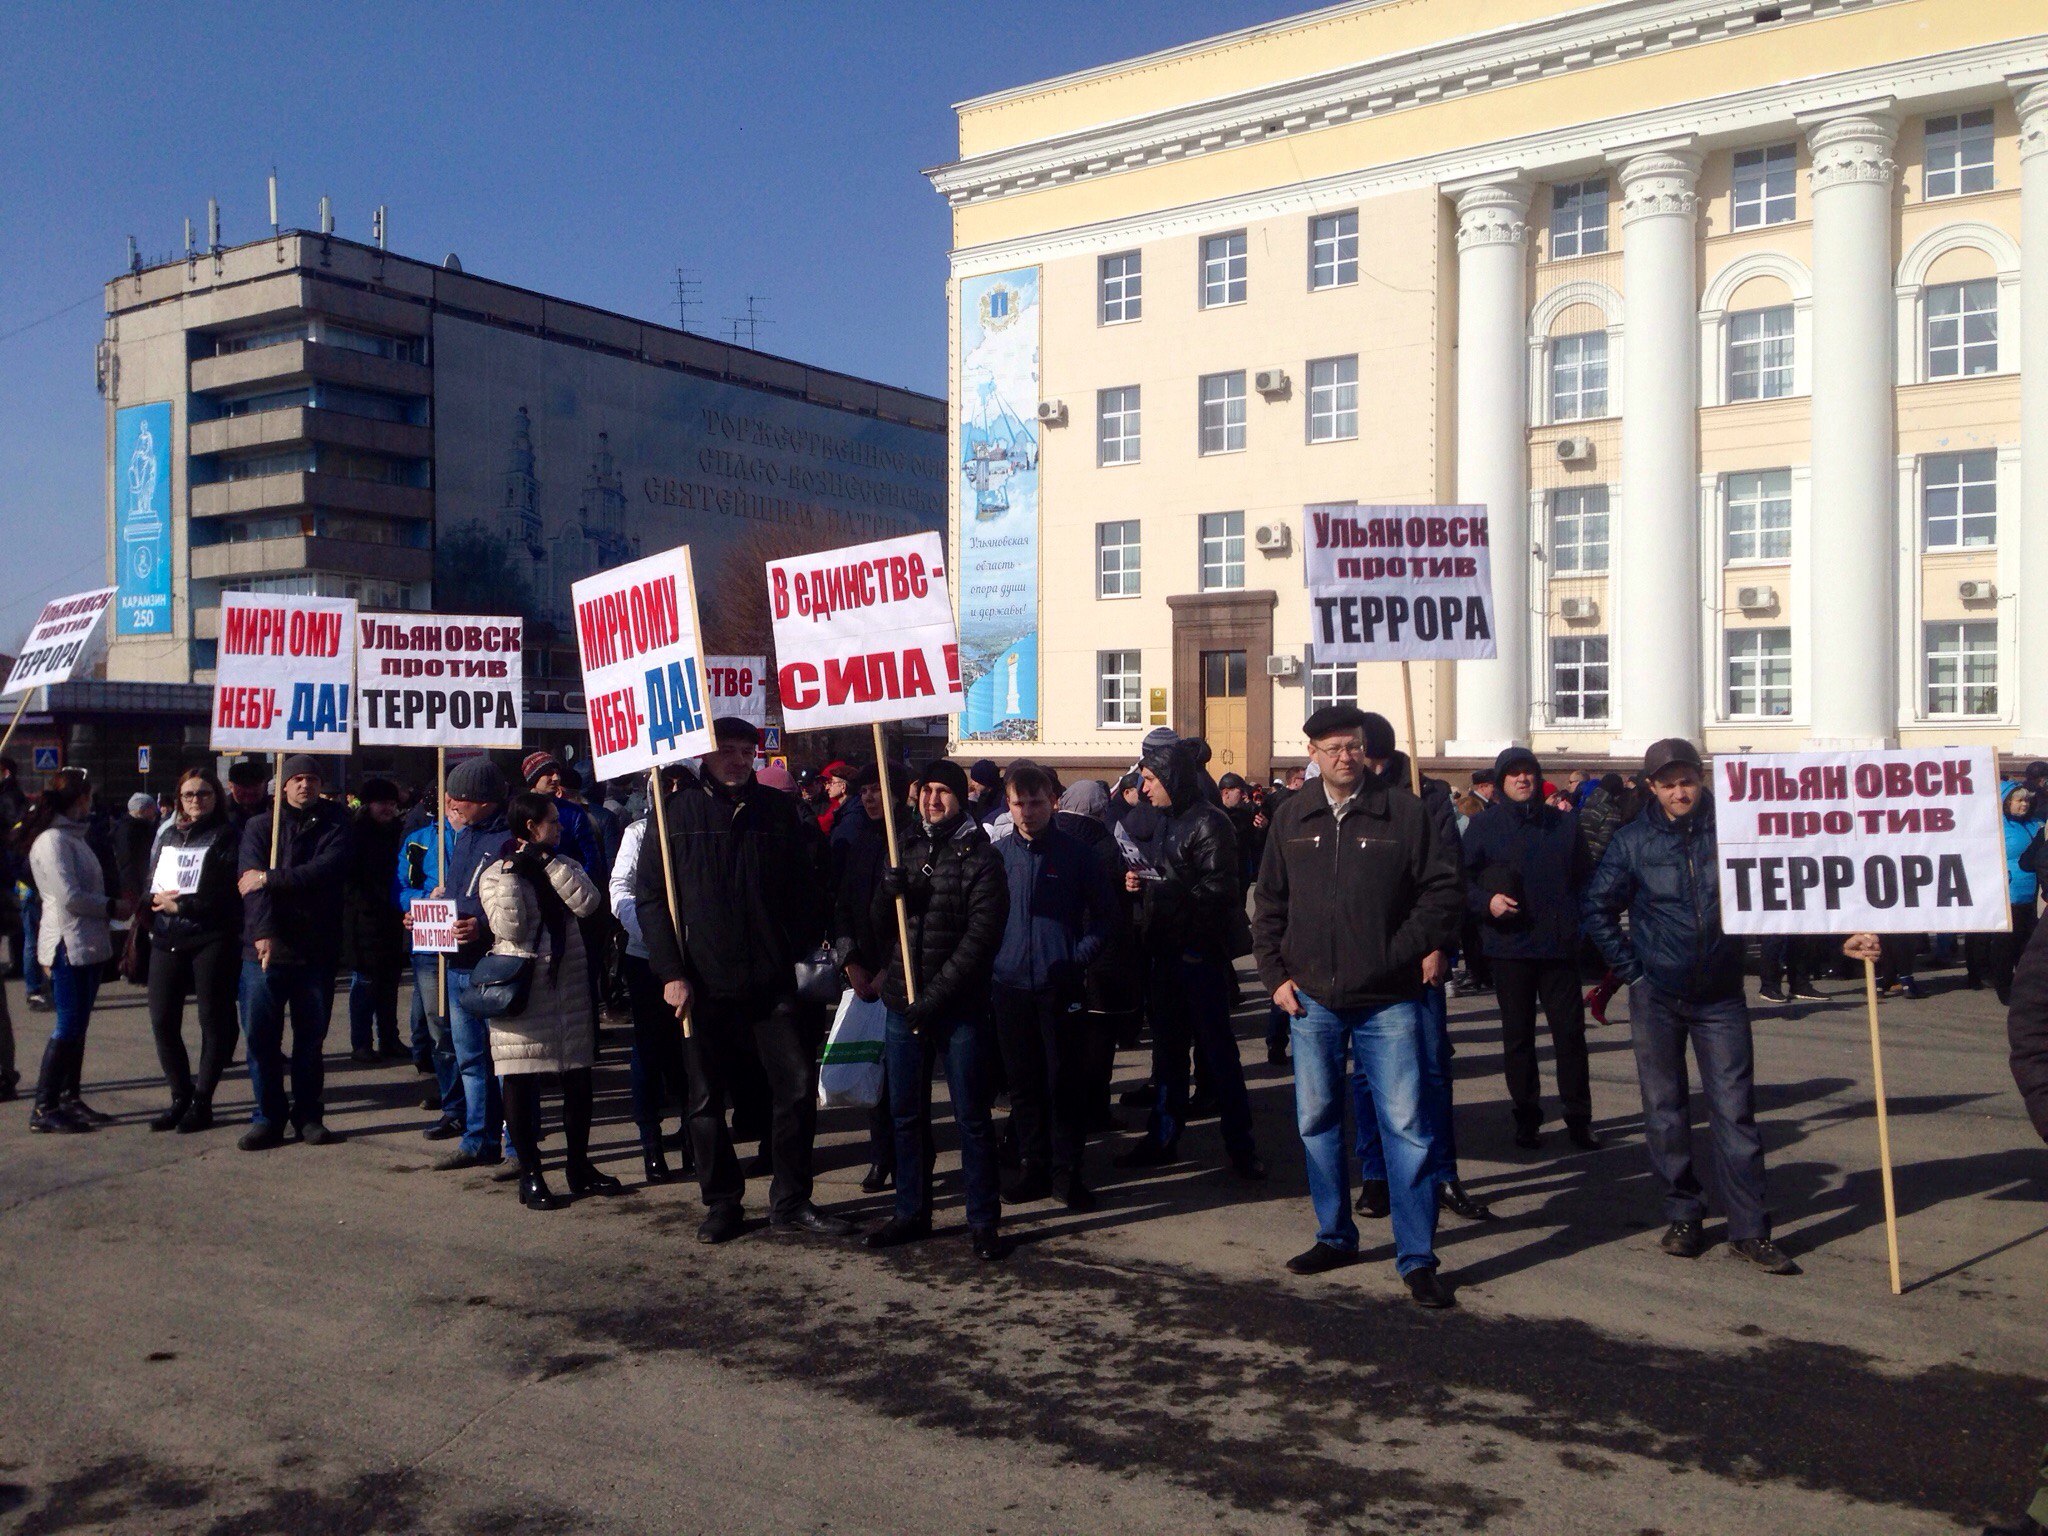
211, 592, 358, 754
1715, 748, 2010, 935
766, 532, 963, 732
1303, 503, 1497, 663
572, 545, 714, 781
704, 654, 770, 727
355, 613, 524, 747
409, 898, 459, 954
152, 843, 205, 896
3, 587, 116, 697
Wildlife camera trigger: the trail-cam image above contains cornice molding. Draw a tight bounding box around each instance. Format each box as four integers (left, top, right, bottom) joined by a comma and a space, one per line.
945, 37, 2047, 277
928, 0, 1890, 207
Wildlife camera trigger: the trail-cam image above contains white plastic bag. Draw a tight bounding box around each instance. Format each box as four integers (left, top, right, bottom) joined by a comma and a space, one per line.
818, 990, 888, 1110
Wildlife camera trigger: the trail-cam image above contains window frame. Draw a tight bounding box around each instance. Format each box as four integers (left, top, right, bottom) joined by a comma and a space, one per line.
1549, 178, 1610, 260
1723, 469, 1794, 564
1097, 649, 1145, 729
1921, 450, 1998, 551
1731, 143, 1797, 230
1305, 355, 1359, 444
1924, 278, 1999, 380
1098, 250, 1143, 325
1200, 230, 1248, 309
1725, 305, 1796, 402
1096, 385, 1141, 467
1095, 519, 1142, 598
1725, 627, 1793, 719
1309, 210, 1359, 290
1198, 511, 1246, 593
1307, 661, 1359, 715
1550, 635, 1610, 723
1197, 371, 1248, 456
1548, 330, 1610, 422
1923, 620, 1998, 717
1548, 484, 1610, 575
1923, 109, 1996, 200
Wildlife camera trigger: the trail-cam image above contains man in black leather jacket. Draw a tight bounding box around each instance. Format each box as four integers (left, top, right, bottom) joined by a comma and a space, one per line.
1582, 737, 1796, 1276
1114, 734, 1265, 1181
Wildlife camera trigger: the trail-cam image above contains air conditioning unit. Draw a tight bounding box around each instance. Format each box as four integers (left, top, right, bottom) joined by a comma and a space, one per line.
1035, 399, 1067, 426
1254, 368, 1290, 397
1253, 520, 1292, 554
1737, 585, 1777, 613
1265, 653, 1303, 681
1558, 596, 1598, 621
1555, 435, 1594, 464
1959, 579, 1996, 602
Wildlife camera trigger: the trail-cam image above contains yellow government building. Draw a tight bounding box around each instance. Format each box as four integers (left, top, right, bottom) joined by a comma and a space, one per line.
929, 0, 2048, 783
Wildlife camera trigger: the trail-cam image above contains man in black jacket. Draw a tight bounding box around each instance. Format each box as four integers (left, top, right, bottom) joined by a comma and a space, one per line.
236, 754, 350, 1150
342, 778, 408, 1063
831, 760, 911, 1192
1114, 734, 1265, 1181
638, 717, 853, 1244
1252, 705, 1462, 1307
1463, 745, 1598, 1152
864, 759, 1009, 1260
1582, 738, 1796, 1276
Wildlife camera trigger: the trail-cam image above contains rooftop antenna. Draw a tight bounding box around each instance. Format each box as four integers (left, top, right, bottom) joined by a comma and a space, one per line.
372, 204, 387, 250
183, 217, 193, 256
318, 195, 333, 235
672, 265, 702, 333
726, 294, 771, 350
206, 198, 221, 252
126, 235, 140, 273
267, 169, 279, 234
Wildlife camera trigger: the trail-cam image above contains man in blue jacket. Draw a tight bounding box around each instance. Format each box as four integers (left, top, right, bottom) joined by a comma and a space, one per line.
1463, 744, 1597, 1153
1582, 737, 1796, 1276
398, 754, 511, 1171
990, 763, 1116, 1210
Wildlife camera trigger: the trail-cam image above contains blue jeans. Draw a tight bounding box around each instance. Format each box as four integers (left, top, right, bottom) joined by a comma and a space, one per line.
443, 963, 501, 1159
47, 942, 100, 1044
1145, 953, 1256, 1162
1291, 991, 1439, 1275
348, 967, 401, 1052
22, 891, 45, 995
1629, 986, 1769, 1240
410, 956, 464, 1118
884, 1009, 1000, 1229
408, 967, 433, 1068
240, 959, 334, 1129
1354, 984, 1456, 1186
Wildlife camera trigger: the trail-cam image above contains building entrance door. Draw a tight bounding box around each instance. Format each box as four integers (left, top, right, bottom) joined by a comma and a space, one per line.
1202, 650, 1248, 775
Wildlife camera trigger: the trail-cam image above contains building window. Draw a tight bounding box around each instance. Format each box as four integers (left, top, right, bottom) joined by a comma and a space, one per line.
1096, 520, 1141, 597
1097, 386, 1140, 465
1098, 650, 1143, 727
1732, 144, 1797, 228
1726, 306, 1795, 401
1923, 450, 1997, 549
1925, 279, 1999, 379
1549, 331, 1609, 421
1100, 251, 1142, 324
1199, 511, 1245, 592
1201, 231, 1247, 308
1925, 621, 1998, 716
1308, 662, 1359, 714
1549, 179, 1609, 259
1551, 636, 1609, 722
1924, 109, 1995, 199
1724, 470, 1793, 561
1549, 485, 1609, 574
1309, 211, 1358, 289
1726, 628, 1793, 718
1306, 356, 1358, 443
1196, 371, 1247, 455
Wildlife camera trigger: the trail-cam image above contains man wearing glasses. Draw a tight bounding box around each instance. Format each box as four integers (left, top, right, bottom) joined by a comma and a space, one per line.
1252, 706, 1463, 1307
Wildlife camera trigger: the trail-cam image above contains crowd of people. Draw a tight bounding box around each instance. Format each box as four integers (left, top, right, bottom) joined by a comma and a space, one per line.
2, 720, 2044, 1317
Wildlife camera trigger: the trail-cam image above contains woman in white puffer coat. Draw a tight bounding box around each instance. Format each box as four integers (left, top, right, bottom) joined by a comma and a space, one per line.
478, 791, 622, 1210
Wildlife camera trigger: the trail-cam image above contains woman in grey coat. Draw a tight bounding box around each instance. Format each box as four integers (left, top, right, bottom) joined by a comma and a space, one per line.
478, 791, 621, 1210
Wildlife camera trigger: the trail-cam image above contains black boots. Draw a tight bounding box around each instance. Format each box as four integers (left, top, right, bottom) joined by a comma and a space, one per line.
28, 1039, 89, 1134
150, 1093, 191, 1133
519, 1170, 566, 1210
57, 1042, 110, 1125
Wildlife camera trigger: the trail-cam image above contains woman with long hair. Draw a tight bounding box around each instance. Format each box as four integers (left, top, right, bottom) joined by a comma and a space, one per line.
143, 767, 244, 1132
478, 790, 620, 1209
21, 769, 127, 1132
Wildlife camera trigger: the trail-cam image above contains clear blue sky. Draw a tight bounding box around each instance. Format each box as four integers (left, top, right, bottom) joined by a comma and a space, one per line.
0, 1, 1302, 647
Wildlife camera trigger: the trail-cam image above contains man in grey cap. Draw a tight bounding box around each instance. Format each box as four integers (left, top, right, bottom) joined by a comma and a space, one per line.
1583, 738, 1797, 1275
236, 754, 350, 1150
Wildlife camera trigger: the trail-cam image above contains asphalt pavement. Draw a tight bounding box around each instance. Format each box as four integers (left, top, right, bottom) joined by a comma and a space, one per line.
0, 959, 2042, 1535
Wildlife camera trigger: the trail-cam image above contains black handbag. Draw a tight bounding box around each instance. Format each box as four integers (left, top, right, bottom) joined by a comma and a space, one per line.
465, 951, 533, 1019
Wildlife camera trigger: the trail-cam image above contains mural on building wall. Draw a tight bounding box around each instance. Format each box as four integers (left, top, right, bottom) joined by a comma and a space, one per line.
113, 401, 173, 636
431, 315, 945, 668
956, 267, 1040, 741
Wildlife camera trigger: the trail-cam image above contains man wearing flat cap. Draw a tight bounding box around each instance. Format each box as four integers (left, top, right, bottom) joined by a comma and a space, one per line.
235, 754, 350, 1150
637, 716, 853, 1243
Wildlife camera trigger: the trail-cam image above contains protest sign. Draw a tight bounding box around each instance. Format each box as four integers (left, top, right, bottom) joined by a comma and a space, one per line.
3, 587, 116, 698
765, 531, 962, 733
1302, 503, 1496, 663
704, 654, 770, 727
1715, 748, 2008, 935
355, 614, 524, 747
152, 843, 206, 896
409, 899, 459, 954
572, 545, 714, 781
210, 592, 357, 754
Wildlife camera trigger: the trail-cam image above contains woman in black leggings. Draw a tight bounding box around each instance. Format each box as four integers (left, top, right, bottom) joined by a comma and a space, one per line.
145, 767, 244, 1132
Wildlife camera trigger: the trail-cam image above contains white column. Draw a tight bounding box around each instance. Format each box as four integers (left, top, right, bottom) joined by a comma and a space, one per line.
1804, 107, 1899, 747
2013, 80, 2048, 750
1608, 144, 1702, 755
1446, 177, 1531, 759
